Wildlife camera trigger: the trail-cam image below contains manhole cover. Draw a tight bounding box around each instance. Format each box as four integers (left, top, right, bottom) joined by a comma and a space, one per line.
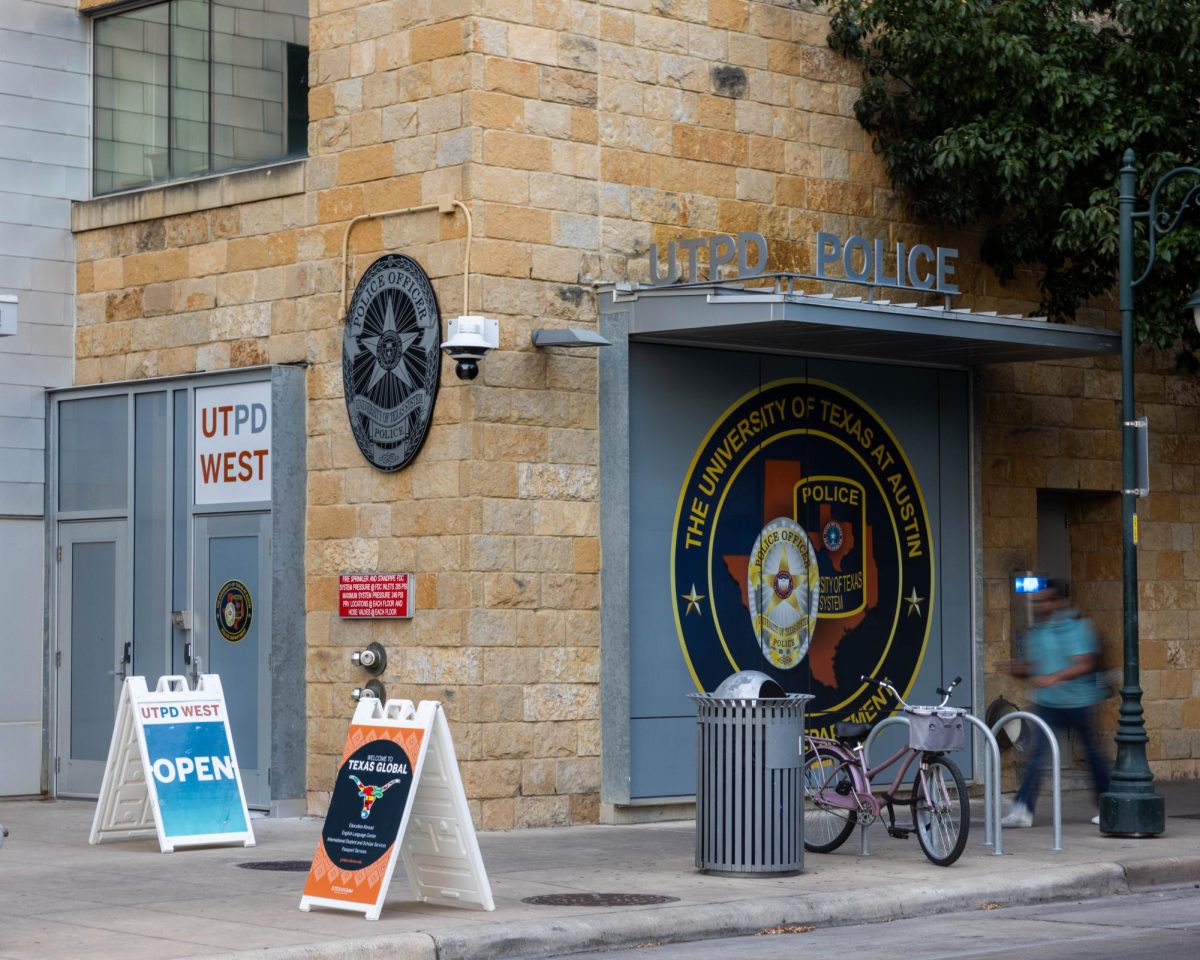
237, 860, 312, 872
521, 893, 679, 907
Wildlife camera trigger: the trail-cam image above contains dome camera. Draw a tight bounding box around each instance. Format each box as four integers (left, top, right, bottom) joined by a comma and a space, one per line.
441, 315, 499, 381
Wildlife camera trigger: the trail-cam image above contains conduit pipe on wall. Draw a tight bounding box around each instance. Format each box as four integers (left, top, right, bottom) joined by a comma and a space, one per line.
339, 197, 473, 319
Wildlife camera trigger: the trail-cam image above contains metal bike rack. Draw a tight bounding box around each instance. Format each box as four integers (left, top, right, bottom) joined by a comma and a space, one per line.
962, 713, 1003, 856
860, 713, 1003, 857
991, 710, 1062, 852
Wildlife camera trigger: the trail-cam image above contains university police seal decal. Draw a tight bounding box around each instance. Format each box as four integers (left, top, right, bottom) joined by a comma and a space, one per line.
215, 580, 253, 643
343, 255, 441, 472
747, 517, 819, 669
670, 378, 934, 729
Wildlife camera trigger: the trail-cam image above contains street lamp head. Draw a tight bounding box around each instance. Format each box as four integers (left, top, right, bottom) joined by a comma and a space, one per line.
1189, 287, 1200, 335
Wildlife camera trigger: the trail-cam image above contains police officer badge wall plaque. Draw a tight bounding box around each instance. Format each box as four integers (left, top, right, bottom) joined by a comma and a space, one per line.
343, 255, 442, 472
671, 378, 934, 733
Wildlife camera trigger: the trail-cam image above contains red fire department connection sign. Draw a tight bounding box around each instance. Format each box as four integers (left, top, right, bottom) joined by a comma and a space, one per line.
338, 574, 414, 619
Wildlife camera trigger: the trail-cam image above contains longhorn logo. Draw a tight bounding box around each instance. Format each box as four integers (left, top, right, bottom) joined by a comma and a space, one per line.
348, 775, 403, 819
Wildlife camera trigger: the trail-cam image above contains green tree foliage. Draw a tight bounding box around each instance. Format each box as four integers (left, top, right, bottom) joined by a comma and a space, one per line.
818, 0, 1200, 347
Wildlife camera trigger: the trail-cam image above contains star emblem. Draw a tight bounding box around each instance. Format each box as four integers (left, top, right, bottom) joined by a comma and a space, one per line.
681, 583, 705, 616
359, 296, 420, 393
764, 545, 806, 619
904, 586, 925, 618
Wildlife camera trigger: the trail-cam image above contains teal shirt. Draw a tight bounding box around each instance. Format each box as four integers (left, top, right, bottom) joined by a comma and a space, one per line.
1024, 611, 1102, 709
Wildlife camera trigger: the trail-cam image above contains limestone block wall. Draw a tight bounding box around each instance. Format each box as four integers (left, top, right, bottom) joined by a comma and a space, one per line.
69, 0, 1200, 827
980, 351, 1200, 781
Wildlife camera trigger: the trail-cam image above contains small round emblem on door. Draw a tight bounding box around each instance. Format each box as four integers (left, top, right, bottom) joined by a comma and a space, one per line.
215, 580, 253, 643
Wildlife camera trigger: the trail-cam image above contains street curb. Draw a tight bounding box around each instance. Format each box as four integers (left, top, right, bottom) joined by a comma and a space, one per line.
424, 862, 1129, 960
189, 859, 1189, 960
192, 932, 437, 960
1122, 854, 1200, 890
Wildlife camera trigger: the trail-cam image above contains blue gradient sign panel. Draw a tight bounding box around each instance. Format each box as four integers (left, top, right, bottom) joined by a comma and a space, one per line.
143, 713, 247, 838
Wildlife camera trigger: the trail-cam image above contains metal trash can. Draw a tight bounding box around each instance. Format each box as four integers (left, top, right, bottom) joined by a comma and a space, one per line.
691, 671, 813, 876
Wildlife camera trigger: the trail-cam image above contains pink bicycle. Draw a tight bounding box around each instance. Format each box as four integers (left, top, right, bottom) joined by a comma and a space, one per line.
802, 675, 970, 866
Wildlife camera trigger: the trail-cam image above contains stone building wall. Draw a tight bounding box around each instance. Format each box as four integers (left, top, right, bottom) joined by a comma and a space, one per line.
981, 348, 1200, 781
70, 0, 1199, 825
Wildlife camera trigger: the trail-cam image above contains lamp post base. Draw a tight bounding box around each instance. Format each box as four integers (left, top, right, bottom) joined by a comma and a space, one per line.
1099, 790, 1165, 836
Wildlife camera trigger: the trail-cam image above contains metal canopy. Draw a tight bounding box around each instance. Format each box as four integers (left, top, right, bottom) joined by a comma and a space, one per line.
608, 283, 1119, 367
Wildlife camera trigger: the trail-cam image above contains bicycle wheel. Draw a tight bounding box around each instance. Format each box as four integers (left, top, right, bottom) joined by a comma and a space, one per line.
912, 755, 969, 866
802, 748, 858, 853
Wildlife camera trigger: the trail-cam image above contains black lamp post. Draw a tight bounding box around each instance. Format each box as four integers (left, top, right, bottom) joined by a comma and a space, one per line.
1101, 149, 1200, 835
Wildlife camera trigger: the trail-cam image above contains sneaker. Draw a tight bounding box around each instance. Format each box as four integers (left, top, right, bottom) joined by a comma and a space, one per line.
1090, 813, 1101, 825
1001, 802, 1033, 828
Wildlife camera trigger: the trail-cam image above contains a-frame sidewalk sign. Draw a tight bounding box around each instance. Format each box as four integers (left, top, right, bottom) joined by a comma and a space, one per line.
300, 697, 494, 920
89, 674, 255, 853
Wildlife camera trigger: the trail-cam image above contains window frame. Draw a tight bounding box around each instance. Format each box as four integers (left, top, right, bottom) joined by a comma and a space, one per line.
89, 0, 307, 198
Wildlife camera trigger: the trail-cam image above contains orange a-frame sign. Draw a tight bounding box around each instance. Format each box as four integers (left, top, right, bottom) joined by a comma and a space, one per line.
300, 697, 493, 920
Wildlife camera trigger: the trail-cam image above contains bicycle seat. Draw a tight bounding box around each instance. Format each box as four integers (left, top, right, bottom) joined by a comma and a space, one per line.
835, 721, 873, 743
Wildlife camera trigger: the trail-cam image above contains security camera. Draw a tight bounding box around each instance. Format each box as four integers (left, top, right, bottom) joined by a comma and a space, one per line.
441, 315, 499, 381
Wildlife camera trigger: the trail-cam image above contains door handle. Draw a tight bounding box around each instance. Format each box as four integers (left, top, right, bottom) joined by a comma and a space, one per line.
113, 641, 131, 680
184, 641, 202, 687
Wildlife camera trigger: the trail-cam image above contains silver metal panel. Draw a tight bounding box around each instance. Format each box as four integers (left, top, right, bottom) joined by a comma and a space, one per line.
613, 286, 1120, 367
57, 520, 130, 797
0, 517, 43, 795
134, 392, 171, 684
195, 512, 270, 807
57, 395, 128, 512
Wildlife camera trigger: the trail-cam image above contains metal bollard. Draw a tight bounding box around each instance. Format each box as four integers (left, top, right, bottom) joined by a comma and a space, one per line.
962, 713, 1004, 855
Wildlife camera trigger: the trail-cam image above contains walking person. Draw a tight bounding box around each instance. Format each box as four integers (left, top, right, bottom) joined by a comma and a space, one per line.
1002, 579, 1110, 827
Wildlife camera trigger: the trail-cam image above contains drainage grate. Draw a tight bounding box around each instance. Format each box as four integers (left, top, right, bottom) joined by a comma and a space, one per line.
237, 860, 312, 872
521, 893, 679, 907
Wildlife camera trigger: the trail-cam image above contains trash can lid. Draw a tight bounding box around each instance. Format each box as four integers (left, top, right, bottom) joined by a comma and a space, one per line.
985, 696, 1030, 751
713, 670, 787, 699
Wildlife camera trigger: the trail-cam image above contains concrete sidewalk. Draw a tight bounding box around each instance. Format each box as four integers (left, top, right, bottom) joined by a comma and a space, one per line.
2, 782, 1199, 960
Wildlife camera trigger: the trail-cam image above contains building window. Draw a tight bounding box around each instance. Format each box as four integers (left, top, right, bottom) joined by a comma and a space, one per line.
93, 0, 308, 196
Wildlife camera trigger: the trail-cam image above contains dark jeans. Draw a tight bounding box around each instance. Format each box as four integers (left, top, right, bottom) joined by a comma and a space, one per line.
1014, 703, 1110, 813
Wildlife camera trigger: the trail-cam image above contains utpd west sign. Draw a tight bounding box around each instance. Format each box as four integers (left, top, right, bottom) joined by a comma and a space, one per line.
195, 381, 271, 505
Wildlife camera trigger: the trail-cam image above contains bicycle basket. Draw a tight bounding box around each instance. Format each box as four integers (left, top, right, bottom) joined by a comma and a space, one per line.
904, 707, 964, 752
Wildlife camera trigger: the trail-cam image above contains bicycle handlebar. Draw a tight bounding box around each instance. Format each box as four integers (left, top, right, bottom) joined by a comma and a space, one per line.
860, 674, 962, 710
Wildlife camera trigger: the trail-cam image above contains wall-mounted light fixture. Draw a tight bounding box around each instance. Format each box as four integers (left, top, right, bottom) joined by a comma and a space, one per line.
530, 328, 611, 348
